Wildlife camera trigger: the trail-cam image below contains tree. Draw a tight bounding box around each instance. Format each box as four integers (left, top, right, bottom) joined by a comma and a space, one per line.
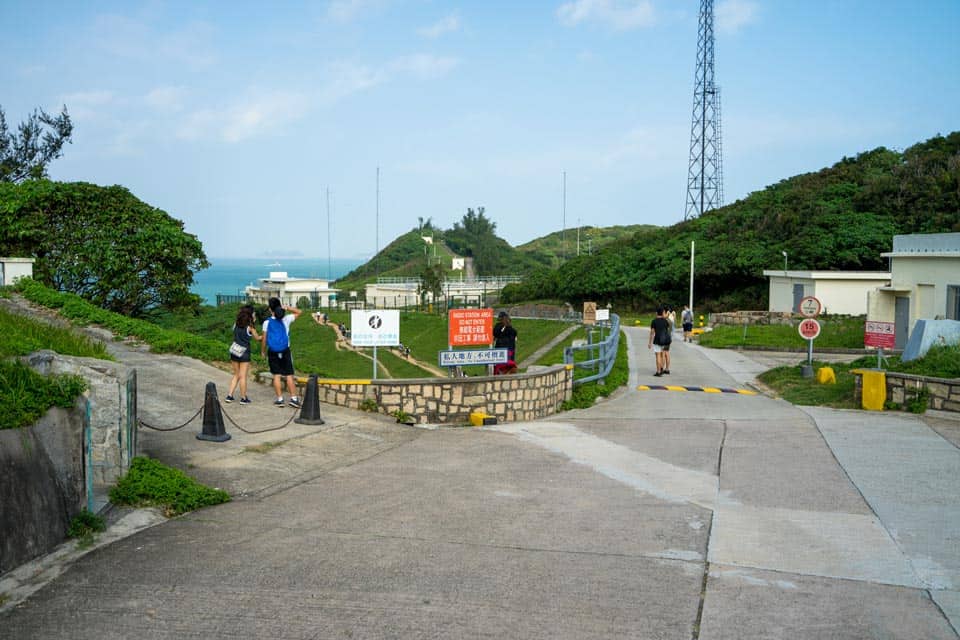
417, 262, 444, 309
446, 207, 504, 275
0, 105, 73, 183
0, 180, 209, 316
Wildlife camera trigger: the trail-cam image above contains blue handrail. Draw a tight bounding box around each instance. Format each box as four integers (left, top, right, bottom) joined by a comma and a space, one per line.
563, 313, 620, 386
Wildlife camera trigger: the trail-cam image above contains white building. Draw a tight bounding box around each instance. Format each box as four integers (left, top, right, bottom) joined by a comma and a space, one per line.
364, 276, 522, 309
763, 270, 891, 316
0, 257, 35, 286
244, 272, 340, 308
868, 232, 960, 348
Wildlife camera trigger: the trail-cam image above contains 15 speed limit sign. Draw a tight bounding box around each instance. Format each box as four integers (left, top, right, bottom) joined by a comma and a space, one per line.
798, 318, 821, 340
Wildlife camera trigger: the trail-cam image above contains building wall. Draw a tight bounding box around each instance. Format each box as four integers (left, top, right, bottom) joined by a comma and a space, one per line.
891, 256, 960, 322
813, 280, 875, 315
0, 258, 35, 286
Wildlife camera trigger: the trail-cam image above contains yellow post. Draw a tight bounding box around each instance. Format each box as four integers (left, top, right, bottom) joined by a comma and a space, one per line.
857, 369, 886, 411
816, 367, 836, 384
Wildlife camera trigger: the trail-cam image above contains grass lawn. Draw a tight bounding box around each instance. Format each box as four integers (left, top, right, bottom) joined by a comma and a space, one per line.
699, 316, 867, 350
757, 359, 864, 409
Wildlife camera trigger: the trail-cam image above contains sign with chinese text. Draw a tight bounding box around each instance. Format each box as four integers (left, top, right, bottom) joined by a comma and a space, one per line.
350, 310, 400, 347
798, 296, 822, 318
798, 318, 821, 340
583, 301, 597, 325
596, 308, 610, 322
438, 348, 508, 367
448, 308, 493, 346
864, 321, 895, 349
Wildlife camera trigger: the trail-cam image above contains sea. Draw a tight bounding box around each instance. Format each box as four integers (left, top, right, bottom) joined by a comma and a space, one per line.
191, 257, 365, 306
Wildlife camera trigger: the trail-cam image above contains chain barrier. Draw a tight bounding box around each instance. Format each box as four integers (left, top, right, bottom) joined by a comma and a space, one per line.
221, 404, 300, 434
138, 401, 301, 434
139, 406, 204, 432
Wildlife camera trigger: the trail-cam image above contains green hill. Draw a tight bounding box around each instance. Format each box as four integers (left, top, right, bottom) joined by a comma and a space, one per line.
501, 131, 960, 311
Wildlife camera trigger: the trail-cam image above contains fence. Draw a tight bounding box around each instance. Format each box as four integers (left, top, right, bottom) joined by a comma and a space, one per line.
563, 314, 620, 386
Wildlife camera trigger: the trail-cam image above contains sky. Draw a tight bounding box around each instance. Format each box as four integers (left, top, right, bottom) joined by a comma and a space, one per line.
2, 1, 958, 260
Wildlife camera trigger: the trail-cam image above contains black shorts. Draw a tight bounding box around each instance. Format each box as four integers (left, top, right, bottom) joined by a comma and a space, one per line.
682, 322, 693, 332
230, 352, 251, 363
267, 348, 295, 376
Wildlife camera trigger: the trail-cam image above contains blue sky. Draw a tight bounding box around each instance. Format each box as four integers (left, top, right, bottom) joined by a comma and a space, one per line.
2, 1, 958, 259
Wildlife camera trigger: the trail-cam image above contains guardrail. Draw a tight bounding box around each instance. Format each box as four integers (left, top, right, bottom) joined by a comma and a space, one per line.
563, 313, 620, 386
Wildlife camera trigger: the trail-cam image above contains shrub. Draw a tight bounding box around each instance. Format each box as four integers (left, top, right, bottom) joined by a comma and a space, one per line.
110, 456, 230, 517
562, 331, 629, 409
0, 360, 87, 429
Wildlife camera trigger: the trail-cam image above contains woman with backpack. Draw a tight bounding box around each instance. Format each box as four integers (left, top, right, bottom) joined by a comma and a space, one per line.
225, 305, 261, 404
261, 297, 302, 407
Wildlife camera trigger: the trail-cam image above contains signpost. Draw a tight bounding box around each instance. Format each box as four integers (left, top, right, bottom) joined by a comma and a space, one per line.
798, 295, 822, 318
797, 311, 821, 379
865, 320, 895, 368
448, 309, 493, 347
439, 348, 508, 367
350, 310, 400, 379
583, 301, 597, 326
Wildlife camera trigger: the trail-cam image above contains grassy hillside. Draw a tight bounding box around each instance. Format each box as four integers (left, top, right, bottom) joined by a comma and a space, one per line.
515, 224, 654, 266
502, 131, 960, 311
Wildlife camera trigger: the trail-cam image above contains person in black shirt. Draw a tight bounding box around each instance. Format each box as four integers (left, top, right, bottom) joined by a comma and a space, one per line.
493, 311, 518, 374
648, 306, 672, 377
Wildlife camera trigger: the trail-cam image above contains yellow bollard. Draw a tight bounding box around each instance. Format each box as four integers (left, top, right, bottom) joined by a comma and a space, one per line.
816, 367, 836, 385
856, 369, 886, 411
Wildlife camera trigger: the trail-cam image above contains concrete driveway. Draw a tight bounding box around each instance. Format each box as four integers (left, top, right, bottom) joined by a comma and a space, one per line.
1, 326, 958, 639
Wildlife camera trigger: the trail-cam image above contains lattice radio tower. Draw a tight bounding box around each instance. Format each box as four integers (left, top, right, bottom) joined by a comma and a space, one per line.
684, 0, 724, 219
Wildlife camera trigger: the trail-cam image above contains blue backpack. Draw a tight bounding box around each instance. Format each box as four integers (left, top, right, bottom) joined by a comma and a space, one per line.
266, 317, 289, 352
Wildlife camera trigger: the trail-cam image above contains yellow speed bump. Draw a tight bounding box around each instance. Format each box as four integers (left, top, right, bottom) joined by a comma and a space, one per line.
638, 384, 757, 395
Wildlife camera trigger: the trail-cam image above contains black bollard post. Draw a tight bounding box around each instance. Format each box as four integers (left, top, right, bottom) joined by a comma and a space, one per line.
197, 382, 231, 442
295, 374, 325, 425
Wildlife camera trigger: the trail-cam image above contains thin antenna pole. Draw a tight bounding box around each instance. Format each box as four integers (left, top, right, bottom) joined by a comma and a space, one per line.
326, 188, 331, 280
577, 217, 581, 257
376, 167, 380, 282
561, 171, 567, 262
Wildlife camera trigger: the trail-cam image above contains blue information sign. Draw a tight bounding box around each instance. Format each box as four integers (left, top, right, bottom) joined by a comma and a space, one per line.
439, 348, 509, 367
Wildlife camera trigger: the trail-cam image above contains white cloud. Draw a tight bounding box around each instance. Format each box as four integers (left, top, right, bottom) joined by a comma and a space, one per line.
144, 86, 188, 113
59, 90, 116, 121
318, 61, 385, 104
418, 14, 461, 38
90, 14, 217, 70
557, 0, 656, 31
177, 90, 310, 143
715, 0, 758, 34
326, 0, 385, 23
389, 54, 459, 80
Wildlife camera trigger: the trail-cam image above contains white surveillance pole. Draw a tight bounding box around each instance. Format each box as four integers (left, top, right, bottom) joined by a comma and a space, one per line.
689, 240, 695, 314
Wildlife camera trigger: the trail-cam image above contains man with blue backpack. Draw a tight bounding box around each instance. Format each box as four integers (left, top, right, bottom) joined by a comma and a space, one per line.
261, 297, 303, 407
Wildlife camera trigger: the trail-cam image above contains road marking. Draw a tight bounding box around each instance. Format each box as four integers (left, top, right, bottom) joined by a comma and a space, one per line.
637, 385, 756, 395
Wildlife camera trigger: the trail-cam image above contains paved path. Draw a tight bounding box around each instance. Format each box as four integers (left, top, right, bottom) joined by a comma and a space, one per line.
2, 324, 958, 638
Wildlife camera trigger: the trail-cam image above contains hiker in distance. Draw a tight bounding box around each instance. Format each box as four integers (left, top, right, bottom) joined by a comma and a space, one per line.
681, 305, 695, 342
648, 306, 672, 377
262, 297, 302, 408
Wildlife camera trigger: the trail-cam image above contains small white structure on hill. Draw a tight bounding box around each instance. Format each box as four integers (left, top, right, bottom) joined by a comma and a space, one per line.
245, 272, 340, 308
0, 257, 35, 286
763, 270, 891, 315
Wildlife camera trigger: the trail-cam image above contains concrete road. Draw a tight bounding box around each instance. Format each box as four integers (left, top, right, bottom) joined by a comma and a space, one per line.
1, 326, 958, 639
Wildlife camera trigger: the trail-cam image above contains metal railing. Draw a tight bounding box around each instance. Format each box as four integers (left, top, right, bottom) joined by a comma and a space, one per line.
563, 313, 620, 386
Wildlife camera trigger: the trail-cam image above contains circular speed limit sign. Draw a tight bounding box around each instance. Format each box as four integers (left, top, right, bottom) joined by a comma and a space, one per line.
798, 318, 821, 340
798, 296, 822, 318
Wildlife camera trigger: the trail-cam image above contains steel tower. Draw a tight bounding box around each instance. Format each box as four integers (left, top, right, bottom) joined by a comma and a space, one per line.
684, 0, 724, 219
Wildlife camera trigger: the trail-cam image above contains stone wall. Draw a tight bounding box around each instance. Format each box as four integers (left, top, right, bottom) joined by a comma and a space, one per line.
710, 311, 795, 326
854, 371, 960, 413
0, 400, 86, 574
310, 364, 574, 424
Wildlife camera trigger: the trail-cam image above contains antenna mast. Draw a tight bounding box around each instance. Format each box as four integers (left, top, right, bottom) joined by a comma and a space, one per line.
684, 0, 724, 220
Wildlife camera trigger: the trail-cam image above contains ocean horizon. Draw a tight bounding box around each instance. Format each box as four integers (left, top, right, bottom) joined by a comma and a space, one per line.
191, 257, 365, 305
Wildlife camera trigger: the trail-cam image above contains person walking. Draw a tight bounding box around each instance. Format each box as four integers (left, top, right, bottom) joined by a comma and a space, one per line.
261, 297, 302, 407
226, 305, 261, 404
493, 311, 518, 374
648, 307, 672, 376
681, 305, 694, 342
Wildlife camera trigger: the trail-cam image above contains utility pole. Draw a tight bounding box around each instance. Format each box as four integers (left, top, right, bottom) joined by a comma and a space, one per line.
561, 171, 567, 262
684, 0, 724, 220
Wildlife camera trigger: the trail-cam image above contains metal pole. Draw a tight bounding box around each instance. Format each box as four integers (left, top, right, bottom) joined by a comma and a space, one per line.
373, 345, 378, 379
689, 240, 695, 314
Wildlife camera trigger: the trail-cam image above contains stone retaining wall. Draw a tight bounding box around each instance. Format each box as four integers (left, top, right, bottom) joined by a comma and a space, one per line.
309, 364, 574, 424
710, 311, 795, 326
854, 371, 960, 413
